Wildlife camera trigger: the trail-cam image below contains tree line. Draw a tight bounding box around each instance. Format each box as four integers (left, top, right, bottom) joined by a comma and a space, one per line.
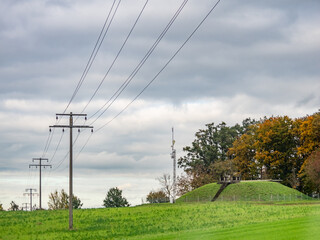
175, 111, 320, 195
47, 188, 129, 209
1, 187, 130, 211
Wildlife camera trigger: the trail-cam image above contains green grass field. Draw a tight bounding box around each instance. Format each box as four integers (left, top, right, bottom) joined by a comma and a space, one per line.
1, 201, 320, 240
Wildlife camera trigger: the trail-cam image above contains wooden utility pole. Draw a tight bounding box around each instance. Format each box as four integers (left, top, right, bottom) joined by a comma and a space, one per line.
50, 112, 93, 230
22, 203, 30, 211
24, 188, 37, 211
29, 158, 52, 209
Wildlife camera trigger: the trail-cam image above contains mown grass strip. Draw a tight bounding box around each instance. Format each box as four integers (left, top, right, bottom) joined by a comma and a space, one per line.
128, 215, 320, 240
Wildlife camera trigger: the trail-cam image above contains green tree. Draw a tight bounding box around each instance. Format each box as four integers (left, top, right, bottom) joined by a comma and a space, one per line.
0, 203, 4, 211
212, 159, 238, 180
72, 195, 83, 209
146, 190, 169, 203
103, 187, 130, 208
178, 122, 244, 188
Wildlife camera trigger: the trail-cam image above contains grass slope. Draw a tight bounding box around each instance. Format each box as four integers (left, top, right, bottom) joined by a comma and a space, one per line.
1, 201, 320, 239
177, 181, 311, 203
219, 181, 311, 201
176, 182, 220, 203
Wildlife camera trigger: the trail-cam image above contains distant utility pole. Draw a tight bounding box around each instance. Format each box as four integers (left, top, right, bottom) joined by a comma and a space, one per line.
50, 112, 93, 230
29, 158, 52, 209
171, 127, 176, 203
22, 203, 30, 211
24, 188, 37, 211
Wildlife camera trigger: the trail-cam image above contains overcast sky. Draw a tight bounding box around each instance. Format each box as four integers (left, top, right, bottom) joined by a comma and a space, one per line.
0, 0, 319, 209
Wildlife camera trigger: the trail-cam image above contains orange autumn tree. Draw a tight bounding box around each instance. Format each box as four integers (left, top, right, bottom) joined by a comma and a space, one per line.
295, 112, 320, 192
230, 116, 300, 187
229, 124, 259, 180
231, 112, 320, 192
254, 116, 299, 186
295, 113, 320, 161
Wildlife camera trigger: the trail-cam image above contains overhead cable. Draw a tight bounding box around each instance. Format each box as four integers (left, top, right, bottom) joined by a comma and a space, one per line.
48, 130, 65, 164
89, 0, 189, 124
95, 0, 221, 132
43, 1, 121, 167
62, 0, 120, 114
80, 0, 149, 115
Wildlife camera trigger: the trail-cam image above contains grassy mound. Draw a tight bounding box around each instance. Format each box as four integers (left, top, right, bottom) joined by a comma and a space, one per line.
218, 181, 311, 201
176, 182, 220, 203
177, 181, 311, 203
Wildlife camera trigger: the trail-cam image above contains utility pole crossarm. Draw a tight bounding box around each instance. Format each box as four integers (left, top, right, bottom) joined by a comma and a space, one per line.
49, 125, 93, 129
24, 188, 37, 211
55, 113, 87, 117
29, 157, 52, 210
29, 164, 52, 167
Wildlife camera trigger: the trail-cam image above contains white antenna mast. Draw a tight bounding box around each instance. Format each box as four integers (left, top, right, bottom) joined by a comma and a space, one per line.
171, 127, 176, 203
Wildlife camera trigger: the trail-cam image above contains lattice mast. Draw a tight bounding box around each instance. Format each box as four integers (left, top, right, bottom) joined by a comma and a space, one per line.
171, 127, 176, 203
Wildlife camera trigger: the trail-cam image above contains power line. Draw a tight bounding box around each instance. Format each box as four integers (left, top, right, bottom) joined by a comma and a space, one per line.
63, 0, 120, 114
36, 0, 221, 196
44, 0, 187, 163
89, 0, 189, 124
75, 131, 93, 160
51, 130, 81, 172
95, 0, 221, 132
80, 0, 149, 115
69, 0, 222, 160
41, 130, 52, 158
42, 1, 120, 175
49, 130, 65, 164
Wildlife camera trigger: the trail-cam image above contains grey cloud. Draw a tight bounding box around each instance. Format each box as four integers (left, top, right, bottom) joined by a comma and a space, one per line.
1, 0, 319, 209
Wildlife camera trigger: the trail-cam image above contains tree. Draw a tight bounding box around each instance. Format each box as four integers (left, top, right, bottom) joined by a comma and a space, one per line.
228, 125, 259, 180
146, 190, 169, 203
0, 203, 4, 211
254, 116, 300, 185
212, 159, 238, 180
8, 201, 19, 211
295, 113, 320, 159
103, 187, 130, 208
48, 189, 82, 210
302, 149, 320, 194
72, 195, 83, 209
178, 122, 244, 188
156, 174, 173, 199
231, 116, 301, 185
48, 189, 68, 210
176, 173, 193, 196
